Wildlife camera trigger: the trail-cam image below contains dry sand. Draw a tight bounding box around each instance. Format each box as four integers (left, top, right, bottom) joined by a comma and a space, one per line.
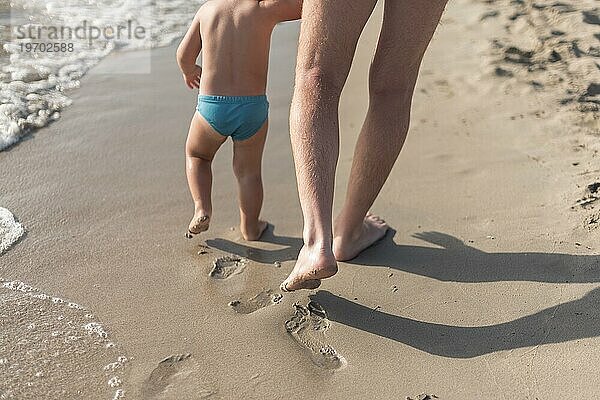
1, 0, 599, 399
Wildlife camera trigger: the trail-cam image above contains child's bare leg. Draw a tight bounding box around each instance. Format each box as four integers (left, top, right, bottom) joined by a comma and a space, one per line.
185, 112, 227, 237
232, 122, 268, 241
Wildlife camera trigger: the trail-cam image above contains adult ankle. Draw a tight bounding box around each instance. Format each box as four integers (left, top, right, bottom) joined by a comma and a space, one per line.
302, 236, 333, 253
334, 214, 363, 240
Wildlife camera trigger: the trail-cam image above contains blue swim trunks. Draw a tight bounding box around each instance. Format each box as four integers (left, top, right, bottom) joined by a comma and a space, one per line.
196, 94, 269, 141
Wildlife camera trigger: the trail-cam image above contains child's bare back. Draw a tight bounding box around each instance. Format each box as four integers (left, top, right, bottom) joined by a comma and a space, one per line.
198, 0, 274, 95
178, 0, 301, 94
176, 0, 301, 241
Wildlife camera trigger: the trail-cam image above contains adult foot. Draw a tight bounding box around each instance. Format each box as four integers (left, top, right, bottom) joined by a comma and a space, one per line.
280, 245, 338, 292
333, 213, 388, 261
241, 220, 268, 241
186, 214, 210, 238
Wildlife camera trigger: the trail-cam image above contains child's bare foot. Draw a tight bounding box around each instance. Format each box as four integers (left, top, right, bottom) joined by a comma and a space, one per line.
280, 245, 338, 292
333, 213, 388, 261
241, 220, 268, 241
186, 214, 210, 238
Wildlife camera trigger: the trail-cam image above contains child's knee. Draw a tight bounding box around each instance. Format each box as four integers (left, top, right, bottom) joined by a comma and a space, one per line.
233, 165, 261, 183
232, 156, 256, 177
186, 143, 213, 162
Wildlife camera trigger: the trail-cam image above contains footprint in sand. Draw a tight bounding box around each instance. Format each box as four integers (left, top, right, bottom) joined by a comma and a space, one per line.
229, 289, 283, 314
585, 211, 600, 231
486, 0, 599, 127
575, 181, 600, 209
209, 256, 247, 279
406, 395, 440, 400
197, 244, 211, 255
142, 354, 216, 399
285, 301, 347, 370
582, 10, 599, 26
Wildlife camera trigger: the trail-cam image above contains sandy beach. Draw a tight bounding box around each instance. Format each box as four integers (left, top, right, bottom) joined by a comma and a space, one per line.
1, 0, 599, 399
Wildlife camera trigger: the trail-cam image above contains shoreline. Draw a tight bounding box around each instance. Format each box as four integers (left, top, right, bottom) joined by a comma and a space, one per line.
0, 0, 206, 151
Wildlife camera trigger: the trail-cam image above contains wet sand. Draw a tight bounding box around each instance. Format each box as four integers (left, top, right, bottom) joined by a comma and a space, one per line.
1, 0, 599, 399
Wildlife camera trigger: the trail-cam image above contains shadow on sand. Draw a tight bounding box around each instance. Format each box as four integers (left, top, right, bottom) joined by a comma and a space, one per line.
207, 226, 600, 358
209, 227, 599, 284
206, 224, 302, 265
311, 289, 600, 358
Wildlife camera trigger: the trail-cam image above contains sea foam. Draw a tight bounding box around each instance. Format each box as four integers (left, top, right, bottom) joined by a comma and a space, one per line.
0, 278, 129, 399
0, 0, 206, 150
0, 207, 25, 254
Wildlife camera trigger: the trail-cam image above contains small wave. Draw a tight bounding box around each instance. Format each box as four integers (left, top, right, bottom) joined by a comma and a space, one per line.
0, 0, 206, 151
0, 279, 129, 399
0, 207, 25, 254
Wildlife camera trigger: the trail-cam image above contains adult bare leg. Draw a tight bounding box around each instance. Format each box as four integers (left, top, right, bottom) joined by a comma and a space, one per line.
281, 0, 378, 291
333, 0, 449, 261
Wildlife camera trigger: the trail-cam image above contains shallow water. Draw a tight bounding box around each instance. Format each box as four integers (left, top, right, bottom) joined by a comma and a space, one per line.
0, 279, 128, 400
0, 0, 205, 150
